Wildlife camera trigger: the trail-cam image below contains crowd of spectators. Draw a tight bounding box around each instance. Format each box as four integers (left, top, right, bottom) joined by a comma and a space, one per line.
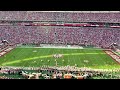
0, 26, 120, 48
0, 11, 120, 23
0, 66, 120, 79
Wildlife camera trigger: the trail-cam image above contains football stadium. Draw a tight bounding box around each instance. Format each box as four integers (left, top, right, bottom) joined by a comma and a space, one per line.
0, 11, 120, 79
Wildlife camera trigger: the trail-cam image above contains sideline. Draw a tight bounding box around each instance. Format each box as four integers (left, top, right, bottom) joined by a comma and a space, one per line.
17, 46, 108, 50
104, 50, 120, 64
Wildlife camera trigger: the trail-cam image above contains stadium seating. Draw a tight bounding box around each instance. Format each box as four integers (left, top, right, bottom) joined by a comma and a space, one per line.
0, 11, 120, 79
0, 26, 120, 48
0, 11, 120, 48
0, 11, 120, 23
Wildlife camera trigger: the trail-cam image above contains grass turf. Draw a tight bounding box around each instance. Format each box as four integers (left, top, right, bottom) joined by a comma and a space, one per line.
0, 47, 120, 69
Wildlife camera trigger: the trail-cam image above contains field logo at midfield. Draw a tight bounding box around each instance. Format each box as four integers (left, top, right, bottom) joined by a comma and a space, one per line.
53, 54, 63, 58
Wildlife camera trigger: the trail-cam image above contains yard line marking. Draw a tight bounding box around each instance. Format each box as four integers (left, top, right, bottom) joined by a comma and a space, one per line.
46, 48, 51, 66
23, 48, 32, 67
1, 55, 53, 66
41, 46, 47, 66
1, 52, 105, 66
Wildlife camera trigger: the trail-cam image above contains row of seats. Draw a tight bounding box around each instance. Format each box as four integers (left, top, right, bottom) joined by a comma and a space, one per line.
0, 26, 120, 48
0, 11, 120, 22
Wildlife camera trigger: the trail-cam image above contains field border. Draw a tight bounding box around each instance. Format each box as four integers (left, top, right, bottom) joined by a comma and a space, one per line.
103, 50, 120, 64
17, 46, 108, 50
0, 47, 15, 58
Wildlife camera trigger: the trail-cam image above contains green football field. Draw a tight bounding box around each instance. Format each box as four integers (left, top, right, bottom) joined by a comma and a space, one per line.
0, 47, 120, 69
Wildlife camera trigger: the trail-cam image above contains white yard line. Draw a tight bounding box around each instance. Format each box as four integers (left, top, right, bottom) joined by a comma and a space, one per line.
16, 49, 26, 67
46, 48, 51, 66
41, 47, 47, 67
